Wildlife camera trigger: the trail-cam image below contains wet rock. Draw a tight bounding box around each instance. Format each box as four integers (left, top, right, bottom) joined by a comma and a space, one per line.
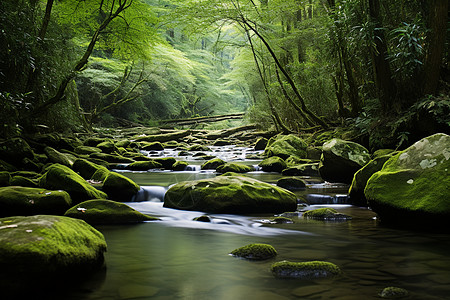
277, 177, 307, 190
0, 172, 11, 187
303, 207, 351, 221
164, 175, 297, 214
172, 160, 189, 171
0, 186, 72, 217
193, 215, 212, 222
0, 137, 35, 166
216, 162, 253, 173
188, 144, 211, 152
365, 133, 450, 227
282, 163, 319, 177
0, 215, 106, 295
64, 199, 159, 224
10, 175, 38, 187
140, 141, 164, 151
74, 145, 102, 155
319, 138, 370, 184
264, 134, 308, 160
348, 154, 393, 206
271, 260, 341, 279
44, 146, 74, 167
201, 158, 225, 170
73, 158, 106, 180
89, 152, 134, 163
83, 137, 107, 147
259, 156, 287, 173
96, 141, 117, 153
254, 137, 268, 150
39, 164, 107, 203
134, 130, 192, 143
102, 172, 140, 202
154, 157, 176, 169
213, 139, 230, 146
268, 216, 294, 224
230, 243, 277, 260
379, 287, 409, 299
127, 160, 162, 171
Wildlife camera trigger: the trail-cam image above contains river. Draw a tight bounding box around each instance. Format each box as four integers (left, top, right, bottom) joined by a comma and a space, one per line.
64, 145, 450, 299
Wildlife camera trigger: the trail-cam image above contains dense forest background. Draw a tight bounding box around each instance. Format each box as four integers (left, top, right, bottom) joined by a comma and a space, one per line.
1, 0, 449, 150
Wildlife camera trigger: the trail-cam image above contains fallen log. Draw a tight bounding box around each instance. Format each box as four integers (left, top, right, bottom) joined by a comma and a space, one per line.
158, 113, 245, 126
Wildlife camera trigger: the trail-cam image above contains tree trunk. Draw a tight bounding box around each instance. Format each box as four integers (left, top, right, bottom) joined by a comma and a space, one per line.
368, 0, 396, 111
422, 0, 448, 95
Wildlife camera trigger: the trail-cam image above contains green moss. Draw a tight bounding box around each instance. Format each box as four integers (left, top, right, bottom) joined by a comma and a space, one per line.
269, 216, 294, 224
128, 160, 162, 171
303, 208, 351, 220
201, 158, 225, 170
0, 186, 72, 217
172, 161, 189, 171
277, 177, 307, 190
96, 141, 117, 153
102, 172, 140, 202
154, 157, 177, 169
89, 152, 134, 163
64, 199, 159, 224
0, 215, 106, 292
254, 137, 268, 150
379, 287, 409, 299
39, 164, 107, 203
216, 162, 253, 173
91, 166, 111, 182
264, 134, 308, 160
270, 260, 341, 279
282, 163, 319, 177
230, 243, 277, 260
73, 158, 107, 179
259, 156, 287, 173
188, 144, 211, 151
164, 175, 297, 214
140, 141, 164, 150
74, 146, 102, 155
10, 176, 38, 187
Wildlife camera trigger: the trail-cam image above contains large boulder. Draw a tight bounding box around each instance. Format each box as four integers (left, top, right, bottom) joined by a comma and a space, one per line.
319, 139, 370, 184
0, 215, 106, 295
102, 172, 140, 202
39, 164, 107, 203
164, 175, 297, 214
64, 199, 159, 224
73, 158, 107, 180
348, 154, 393, 206
264, 134, 308, 160
0, 186, 72, 217
259, 156, 287, 173
365, 133, 450, 227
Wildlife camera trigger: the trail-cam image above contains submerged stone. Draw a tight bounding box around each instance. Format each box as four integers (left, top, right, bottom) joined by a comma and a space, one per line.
0, 186, 72, 217
164, 175, 297, 214
365, 133, 450, 227
270, 260, 341, 279
319, 138, 370, 184
64, 199, 158, 224
0, 215, 107, 295
379, 287, 409, 299
230, 243, 277, 260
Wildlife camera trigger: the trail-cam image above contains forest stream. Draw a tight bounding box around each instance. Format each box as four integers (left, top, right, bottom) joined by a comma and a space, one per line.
59, 145, 450, 300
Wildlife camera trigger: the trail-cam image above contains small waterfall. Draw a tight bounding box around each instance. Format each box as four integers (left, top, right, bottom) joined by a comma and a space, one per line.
184, 165, 201, 171
252, 165, 262, 171
132, 186, 167, 202
306, 194, 350, 204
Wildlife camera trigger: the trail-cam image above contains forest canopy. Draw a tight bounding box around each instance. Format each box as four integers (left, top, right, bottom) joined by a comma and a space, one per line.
0, 0, 449, 150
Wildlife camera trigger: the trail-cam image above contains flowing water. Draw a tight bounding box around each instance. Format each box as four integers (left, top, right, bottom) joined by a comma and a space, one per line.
64, 146, 450, 300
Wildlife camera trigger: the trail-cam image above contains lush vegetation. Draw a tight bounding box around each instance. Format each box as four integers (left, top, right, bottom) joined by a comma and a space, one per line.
1, 0, 449, 149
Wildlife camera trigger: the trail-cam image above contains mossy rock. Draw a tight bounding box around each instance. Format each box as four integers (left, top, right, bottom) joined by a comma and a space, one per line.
319, 138, 370, 184
83, 137, 107, 147
164, 175, 297, 214
44, 146, 74, 167
0, 215, 106, 295
216, 162, 253, 173
91, 166, 111, 182
201, 158, 225, 170
268, 216, 294, 224
303, 208, 351, 221
379, 287, 409, 299
259, 156, 287, 173
140, 141, 164, 151
0, 137, 35, 165
270, 260, 341, 279
10, 175, 38, 187
0, 172, 11, 187
73, 158, 107, 180
39, 164, 107, 203
127, 160, 162, 171
365, 133, 450, 227
0, 159, 17, 172
264, 134, 308, 160
193, 215, 212, 222
348, 155, 393, 206
282, 163, 319, 177
96, 141, 117, 153
74, 146, 102, 155
154, 157, 177, 169
172, 161, 189, 171
188, 144, 211, 152
89, 152, 134, 163
134, 130, 192, 143
0, 186, 72, 217
254, 137, 269, 151
102, 172, 140, 202
213, 139, 230, 146
277, 177, 307, 190
64, 199, 159, 225
230, 243, 277, 260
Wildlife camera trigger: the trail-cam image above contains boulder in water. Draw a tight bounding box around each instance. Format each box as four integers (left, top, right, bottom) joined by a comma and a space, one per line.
216, 162, 253, 173
0, 215, 106, 295
140, 141, 164, 151
264, 134, 308, 160
64, 199, 158, 224
259, 156, 287, 173
172, 160, 189, 171
127, 160, 162, 171
39, 164, 107, 203
270, 260, 341, 279
230, 243, 277, 260
0, 186, 72, 217
379, 287, 409, 299
164, 175, 297, 214
201, 158, 225, 170
303, 207, 351, 221
365, 133, 450, 227
277, 177, 307, 190
154, 157, 177, 170
319, 138, 370, 184
102, 172, 140, 202
254, 137, 268, 151
282, 163, 319, 177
